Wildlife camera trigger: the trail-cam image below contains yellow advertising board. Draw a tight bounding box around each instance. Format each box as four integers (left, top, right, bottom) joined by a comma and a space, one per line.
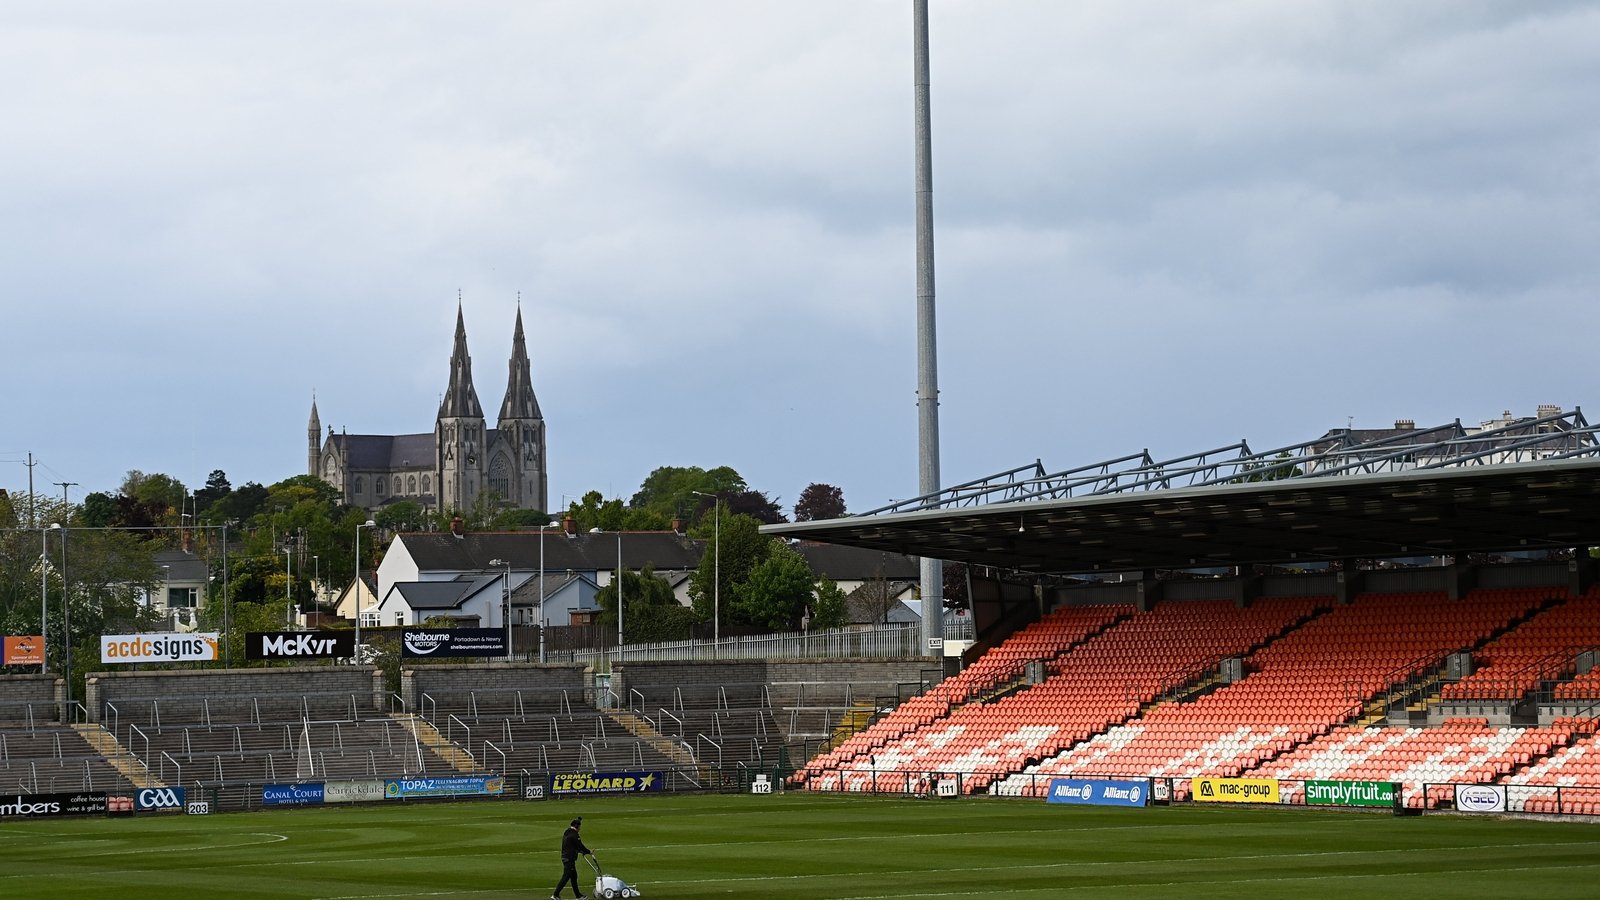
1191, 777, 1280, 804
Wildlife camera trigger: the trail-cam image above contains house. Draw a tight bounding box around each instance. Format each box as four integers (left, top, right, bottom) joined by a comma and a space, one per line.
369, 523, 924, 630
147, 549, 209, 632
373, 525, 703, 629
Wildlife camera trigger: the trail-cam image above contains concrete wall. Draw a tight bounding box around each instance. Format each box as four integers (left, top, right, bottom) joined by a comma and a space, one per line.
84, 666, 385, 725
401, 663, 589, 713
618, 659, 936, 709
0, 674, 61, 722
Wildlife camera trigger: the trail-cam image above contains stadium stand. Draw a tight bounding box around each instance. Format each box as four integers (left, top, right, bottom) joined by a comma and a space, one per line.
1440, 587, 1600, 703
808, 597, 1320, 793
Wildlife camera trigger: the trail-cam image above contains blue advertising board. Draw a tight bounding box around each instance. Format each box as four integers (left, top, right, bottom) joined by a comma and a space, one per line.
135, 786, 186, 811
1045, 778, 1147, 807
262, 783, 326, 807
383, 776, 505, 799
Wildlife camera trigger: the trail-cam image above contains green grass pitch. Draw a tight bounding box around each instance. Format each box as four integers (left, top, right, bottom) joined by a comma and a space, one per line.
2, 793, 1597, 898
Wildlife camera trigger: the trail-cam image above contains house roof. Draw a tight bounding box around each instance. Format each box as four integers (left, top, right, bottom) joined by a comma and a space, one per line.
398, 530, 705, 573
793, 543, 920, 580
153, 549, 208, 582
388, 581, 472, 611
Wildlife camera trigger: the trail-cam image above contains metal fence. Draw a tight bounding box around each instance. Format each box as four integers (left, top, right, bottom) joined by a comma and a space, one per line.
558, 623, 925, 666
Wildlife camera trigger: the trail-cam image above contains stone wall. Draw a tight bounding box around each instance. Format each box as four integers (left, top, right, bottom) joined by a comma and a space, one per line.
401, 663, 590, 714
84, 666, 385, 725
0, 674, 61, 722
617, 658, 936, 709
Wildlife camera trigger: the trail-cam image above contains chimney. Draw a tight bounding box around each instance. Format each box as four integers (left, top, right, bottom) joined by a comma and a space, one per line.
182, 530, 194, 554
1394, 419, 1415, 431
1537, 404, 1562, 419
670, 517, 685, 535
450, 516, 464, 538
563, 515, 577, 537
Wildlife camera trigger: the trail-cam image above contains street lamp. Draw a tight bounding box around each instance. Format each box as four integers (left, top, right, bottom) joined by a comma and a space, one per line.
691, 491, 721, 651
284, 546, 293, 627
538, 519, 559, 663
489, 557, 513, 661
616, 531, 624, 664
39, 525, 49, 676
312, 554, 320, 606
354, 519, 376, 664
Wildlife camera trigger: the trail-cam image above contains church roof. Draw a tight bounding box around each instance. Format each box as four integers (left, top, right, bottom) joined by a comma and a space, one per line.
337, 433, 436, 470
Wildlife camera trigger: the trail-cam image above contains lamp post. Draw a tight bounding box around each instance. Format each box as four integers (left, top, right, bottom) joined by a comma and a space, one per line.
354, 519, 376, 664
40, 525, 49, 676
284, 546, 293, 627
616, 531, 624, 665
691, 491, 721, 652
489, 557, 513, 661
312, 554, 320, 607
538, 519, 559, 663
53, 480, 75, 715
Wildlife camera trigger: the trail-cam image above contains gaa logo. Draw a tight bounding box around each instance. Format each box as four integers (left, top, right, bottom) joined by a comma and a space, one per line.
137, 787, 186, 811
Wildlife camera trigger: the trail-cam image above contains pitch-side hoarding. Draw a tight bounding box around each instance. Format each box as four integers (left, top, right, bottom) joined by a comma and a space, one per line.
1046, 778, 1147, 807
1304, 780, 1397, 808
1191, 777, 1281, 804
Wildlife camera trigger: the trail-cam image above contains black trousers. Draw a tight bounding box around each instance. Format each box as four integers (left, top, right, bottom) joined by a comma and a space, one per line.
554, 858, 582, 896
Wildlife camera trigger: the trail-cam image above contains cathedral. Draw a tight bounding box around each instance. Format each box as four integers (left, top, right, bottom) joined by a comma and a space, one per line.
309, 305, 548, 515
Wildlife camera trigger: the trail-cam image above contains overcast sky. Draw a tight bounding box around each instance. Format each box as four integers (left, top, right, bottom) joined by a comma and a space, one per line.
4, 1, 1597, 515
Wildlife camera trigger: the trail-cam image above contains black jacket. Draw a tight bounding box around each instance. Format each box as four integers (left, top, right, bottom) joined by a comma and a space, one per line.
561, 826, 590, 862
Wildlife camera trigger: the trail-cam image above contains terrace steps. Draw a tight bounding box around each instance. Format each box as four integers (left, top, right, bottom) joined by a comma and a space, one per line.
608, 711, 698, 769
73, 724, 161, 789
395, 714, 476, 773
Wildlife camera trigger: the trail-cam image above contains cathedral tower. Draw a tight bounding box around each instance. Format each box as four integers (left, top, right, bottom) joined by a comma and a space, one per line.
307, 396, 322, 477
492, 305, 548, 512
436, 304, 486, 512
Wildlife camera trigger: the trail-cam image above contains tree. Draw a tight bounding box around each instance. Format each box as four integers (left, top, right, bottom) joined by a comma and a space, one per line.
725, 490, 786, 525
207, 481, 268, 524
688, 511, 775, 627
193, 470, 232, 515
593, 564, 697, 642
809, 577, 848, 630
794, 483, 846, 522
563, 490, 669, 533
733, 542, 817, 631
942, 560, 969, 607
375, 500, 427, 533
630, 465, 746, 523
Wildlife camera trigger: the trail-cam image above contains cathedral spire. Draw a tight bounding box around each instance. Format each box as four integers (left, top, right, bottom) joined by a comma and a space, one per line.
499, 304, 542, 421
438, 301, 483, 419
307, 393, 322, 476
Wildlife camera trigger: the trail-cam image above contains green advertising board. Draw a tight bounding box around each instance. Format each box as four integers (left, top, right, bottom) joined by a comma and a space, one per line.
1304, 780, 1396, 808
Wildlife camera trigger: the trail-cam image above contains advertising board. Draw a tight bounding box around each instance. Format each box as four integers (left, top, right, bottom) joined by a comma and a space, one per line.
1456, 784, 1507, 813
550, 771, 664, 796
1304, 780, 1397, 808
0, 792, 107, 819
2, 635, 44, 666
323, 780, 385, 804
1191, 777, 1281, 804
400, 628, 508, 658
101, 633, 219, 664
136, 787, 186, 812
384, 776, 505, 799
245, 631, 355, 661
1046, 778, 1148, 807
262, 783, 326, 807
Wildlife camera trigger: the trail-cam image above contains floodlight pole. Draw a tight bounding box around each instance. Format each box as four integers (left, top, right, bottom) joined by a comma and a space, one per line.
913, 0, 944, 652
